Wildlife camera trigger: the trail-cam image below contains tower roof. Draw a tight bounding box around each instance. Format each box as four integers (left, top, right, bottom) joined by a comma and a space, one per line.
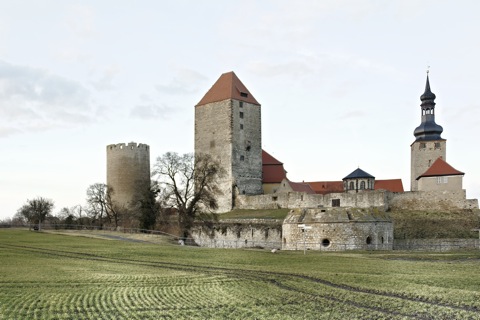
420, 75, 436, 103
417, 157, 464, 179
413, 74, 443, 141
196, 71, 260, 107
343, 168, 375, 180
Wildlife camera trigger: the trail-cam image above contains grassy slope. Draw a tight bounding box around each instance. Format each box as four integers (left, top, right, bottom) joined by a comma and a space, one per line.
218, 208, 289, 220
1, 229, 480, 319
390, 209, 480, 239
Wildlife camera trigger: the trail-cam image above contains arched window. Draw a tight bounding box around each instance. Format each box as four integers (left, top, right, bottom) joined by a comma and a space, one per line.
360, 181, 365, 189
349, 181, 354, 190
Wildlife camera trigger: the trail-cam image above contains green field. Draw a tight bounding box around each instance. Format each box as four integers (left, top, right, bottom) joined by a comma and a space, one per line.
1, 230, 480, 319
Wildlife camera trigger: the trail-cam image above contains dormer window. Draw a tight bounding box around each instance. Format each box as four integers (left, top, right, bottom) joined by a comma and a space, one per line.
240, 92, 248, 97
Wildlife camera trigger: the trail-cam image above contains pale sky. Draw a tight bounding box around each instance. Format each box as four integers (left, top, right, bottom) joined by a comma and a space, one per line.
1, 0, 480, 220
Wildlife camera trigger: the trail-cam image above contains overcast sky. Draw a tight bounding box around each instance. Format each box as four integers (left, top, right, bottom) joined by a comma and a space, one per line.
1, 0, 479, 220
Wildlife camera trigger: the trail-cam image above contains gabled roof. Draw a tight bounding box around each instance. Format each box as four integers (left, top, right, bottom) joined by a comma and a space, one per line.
286, 180, 316, 194
196, 71, 260, 107
307, 181, 344, 195
374, 179, 404, 192
417, 157, 464, 180
262, 150, 283, 165
262, 150, 287, 183
343, 168, 375, 180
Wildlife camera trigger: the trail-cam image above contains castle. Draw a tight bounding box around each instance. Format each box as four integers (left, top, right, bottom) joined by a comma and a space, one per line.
106, 71, 478, 250
194, 71, 477, 213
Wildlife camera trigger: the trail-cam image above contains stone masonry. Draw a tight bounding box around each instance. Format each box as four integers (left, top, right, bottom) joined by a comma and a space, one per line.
106, 142, 150, 209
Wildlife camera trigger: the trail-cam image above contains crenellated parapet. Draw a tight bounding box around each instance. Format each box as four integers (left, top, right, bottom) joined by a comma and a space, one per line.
107, 142, 150, 153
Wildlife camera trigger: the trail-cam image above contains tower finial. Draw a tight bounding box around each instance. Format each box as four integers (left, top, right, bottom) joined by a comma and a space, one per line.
426, 65, 430, 75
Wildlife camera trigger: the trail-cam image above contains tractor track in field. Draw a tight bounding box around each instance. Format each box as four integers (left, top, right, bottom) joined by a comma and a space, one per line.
1, 243, 478, 319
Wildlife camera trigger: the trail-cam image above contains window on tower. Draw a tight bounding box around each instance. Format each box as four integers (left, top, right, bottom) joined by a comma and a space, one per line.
420, 143, 426, 149
240, 112, 244, 119
434, 142, 441, 149
240, 155, 245, 161
240, 124, 244, 130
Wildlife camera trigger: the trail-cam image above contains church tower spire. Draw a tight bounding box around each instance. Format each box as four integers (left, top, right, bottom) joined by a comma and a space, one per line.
413, 74, 443, 141
410, 72, 447, 191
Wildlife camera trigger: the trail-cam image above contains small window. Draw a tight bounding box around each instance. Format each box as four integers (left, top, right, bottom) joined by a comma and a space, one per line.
360, 181, 365, 189
239, 112, 244, 119
239, 101, 243, 108
240, 155, 244, 161
349, 181, 354, 190
272, 196, 278, 201
240, 92, 248, 97
420, 143, 426, 149
332, 199, 340, 207
437, 176, 448, 184
240, 124, 244, 130
434, 142, 441, 149
366, 236, 372, 245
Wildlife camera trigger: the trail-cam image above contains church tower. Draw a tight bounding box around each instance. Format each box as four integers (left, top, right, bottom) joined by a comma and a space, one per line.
410, 74, 446, 191
195, 71, 263, 212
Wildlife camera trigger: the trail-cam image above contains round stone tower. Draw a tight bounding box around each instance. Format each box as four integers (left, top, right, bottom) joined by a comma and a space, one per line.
106, 142, 150, 209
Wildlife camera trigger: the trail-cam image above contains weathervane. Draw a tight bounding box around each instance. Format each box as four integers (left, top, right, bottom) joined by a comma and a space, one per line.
427, 65, 430, 75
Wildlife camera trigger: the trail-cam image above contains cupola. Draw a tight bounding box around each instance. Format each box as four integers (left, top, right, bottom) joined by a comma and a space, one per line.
413, 74, 444, 141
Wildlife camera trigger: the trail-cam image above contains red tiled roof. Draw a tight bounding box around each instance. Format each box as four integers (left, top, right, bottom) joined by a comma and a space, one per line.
196, 71, 260, 107
306, 179, 404, 194
287, 180, 316, 194
307, 181, 344, 195
263, 165, 287, 183
262, 150, 283, 165
417, 157, 464, 180
374, 179, 404, 192
262, 150, 286, 183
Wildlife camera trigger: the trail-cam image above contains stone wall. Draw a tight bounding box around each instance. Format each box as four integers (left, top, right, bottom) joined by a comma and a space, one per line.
388, 190, 478, 211
410, 140, 446, 191
418, 175, 463, 191
106, 142, 150, 209
282, 208, 393, 251
394, 238, 479, 251
195, 100, 234, 213
195, 99, 262, 213
231, 100, 262, 196
190, 219, 282, 249
235, 190, 389, 211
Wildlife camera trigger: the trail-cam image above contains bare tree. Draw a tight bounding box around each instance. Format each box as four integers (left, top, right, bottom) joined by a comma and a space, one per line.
86, 183, 110, 229
153, 152, 224, 238
86, 183, 125, 229
16, 197, 54, 230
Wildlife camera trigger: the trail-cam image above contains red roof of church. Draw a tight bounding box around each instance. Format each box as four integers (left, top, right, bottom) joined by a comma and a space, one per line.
306, 179, 404, 194
374, 179, 404, 192
262, 150, 287, 183
196, 71, 260, 107
417, 157, 464, 180
287, 180, 316, 194
307, 181, 344, 195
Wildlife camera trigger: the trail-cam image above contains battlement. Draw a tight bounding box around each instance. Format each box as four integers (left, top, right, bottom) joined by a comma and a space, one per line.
107, 142, 149, 152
